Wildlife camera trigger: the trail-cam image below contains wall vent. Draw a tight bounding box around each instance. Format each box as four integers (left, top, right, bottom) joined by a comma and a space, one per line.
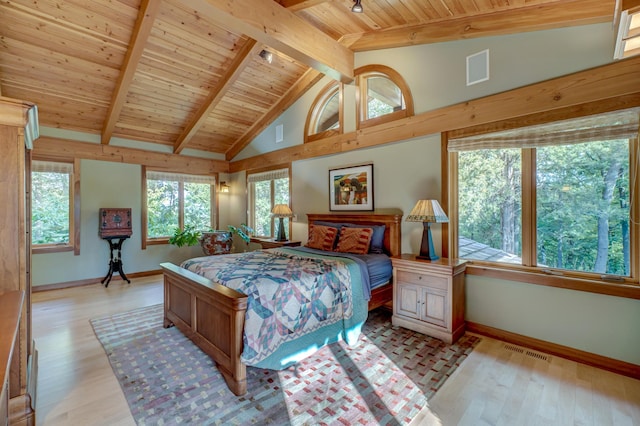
503, 344, 550, 362
466, 49, 490, 86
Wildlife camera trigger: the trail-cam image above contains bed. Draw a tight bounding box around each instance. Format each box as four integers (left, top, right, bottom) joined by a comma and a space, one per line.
160, 211, 402, 396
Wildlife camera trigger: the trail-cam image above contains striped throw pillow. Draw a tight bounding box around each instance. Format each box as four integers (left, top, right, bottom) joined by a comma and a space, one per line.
305, 225, 338, 251
335, 226, 373, 254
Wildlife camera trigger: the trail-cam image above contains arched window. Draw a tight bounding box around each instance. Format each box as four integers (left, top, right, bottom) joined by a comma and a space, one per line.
304, 82, 343, 142
355, 65, 414, 129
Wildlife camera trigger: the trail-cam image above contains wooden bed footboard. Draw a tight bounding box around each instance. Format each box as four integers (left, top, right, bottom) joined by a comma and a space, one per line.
160, 262, 248, 396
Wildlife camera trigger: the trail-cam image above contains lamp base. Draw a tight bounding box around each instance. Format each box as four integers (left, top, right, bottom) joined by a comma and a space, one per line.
416, 254, 439, 261
417, 222, 439, 261
274, 217, 287, 242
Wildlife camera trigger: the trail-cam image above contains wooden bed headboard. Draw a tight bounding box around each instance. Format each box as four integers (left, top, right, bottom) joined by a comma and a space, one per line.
306, 211, 403, 257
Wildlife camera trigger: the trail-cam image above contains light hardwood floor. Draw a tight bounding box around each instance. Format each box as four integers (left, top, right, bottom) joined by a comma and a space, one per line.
32, 276, 640, 426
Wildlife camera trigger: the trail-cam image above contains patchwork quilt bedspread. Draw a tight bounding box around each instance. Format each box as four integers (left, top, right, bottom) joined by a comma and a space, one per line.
180, 248, 364, 366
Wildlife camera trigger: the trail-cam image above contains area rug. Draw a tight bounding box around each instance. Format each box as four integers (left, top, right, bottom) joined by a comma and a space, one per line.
91, 304, 479, 425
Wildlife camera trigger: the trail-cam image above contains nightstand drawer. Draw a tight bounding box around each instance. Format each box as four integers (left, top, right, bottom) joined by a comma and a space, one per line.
397, 270, 447, 290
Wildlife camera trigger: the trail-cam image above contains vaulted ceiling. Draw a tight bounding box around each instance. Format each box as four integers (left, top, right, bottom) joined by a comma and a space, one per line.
0, 0, 614, 161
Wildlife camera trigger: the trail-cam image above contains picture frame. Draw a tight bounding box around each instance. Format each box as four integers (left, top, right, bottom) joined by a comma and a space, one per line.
329, 164, 374, 211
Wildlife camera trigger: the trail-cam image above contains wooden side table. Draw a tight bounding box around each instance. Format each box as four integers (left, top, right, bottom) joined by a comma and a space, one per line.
250, 238, 301, 249
391, 254, 467, 344
101, 236, 131, 286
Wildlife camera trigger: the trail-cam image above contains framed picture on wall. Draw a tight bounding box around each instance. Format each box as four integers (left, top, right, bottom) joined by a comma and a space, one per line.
329, 164, 374, 211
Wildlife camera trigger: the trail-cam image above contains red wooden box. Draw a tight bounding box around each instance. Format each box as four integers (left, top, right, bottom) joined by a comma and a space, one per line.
99, 208, 132, 238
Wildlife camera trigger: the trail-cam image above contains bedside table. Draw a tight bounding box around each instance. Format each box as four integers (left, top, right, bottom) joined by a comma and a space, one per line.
250, 238, 301, 249
391, 254, 467, 344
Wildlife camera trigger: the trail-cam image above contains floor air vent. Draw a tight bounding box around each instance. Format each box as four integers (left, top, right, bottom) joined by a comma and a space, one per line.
504, 344, 550, 362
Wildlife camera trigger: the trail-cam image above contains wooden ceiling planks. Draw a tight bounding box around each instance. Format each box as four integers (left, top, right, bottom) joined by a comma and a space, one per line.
0, 0, 136, 136
172, 39, 259, 154
0, 0, 618, 159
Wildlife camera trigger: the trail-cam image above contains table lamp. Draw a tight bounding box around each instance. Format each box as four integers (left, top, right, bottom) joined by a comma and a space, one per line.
271, 204, 293, 241
406, 199, 448, 260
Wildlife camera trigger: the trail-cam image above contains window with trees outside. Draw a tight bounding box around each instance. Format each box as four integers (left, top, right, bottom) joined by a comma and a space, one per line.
144, 170, 216, 242
449, 108, 640, 288
247, 168, 290, 239
31, 160, 75, 253
304, 82, 342, 143
355, 65, 414, 129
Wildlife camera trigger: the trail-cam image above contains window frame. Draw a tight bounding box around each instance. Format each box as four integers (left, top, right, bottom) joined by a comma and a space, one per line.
445, 104, 640, 300
246, 165, 292, 239
142, 167, 218, 247
31, 157, 80, 255
304, 82, 343, 143
355, 65, 414, 130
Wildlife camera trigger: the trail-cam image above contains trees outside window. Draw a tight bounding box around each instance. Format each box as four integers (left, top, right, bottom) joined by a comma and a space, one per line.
458, 149, 522, 264
355, 65, 413, 130
451, 108, 638, 281
145, 170, 215, 241
536, 141, 629, 275
247, 168, 290, 238
304, 82, 342, 143
31, 161, 74, 250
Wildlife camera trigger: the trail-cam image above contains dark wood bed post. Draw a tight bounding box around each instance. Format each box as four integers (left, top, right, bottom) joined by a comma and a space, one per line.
161, 263, 249, 395
161, 210, 403, 396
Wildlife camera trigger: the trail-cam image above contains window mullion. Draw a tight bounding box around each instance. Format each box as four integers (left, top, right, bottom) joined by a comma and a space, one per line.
211, 183, 216, 230
447, 148, 459, 260
178, 181, 185, 229
270, 180, 275, 238
521, 148, 536, 267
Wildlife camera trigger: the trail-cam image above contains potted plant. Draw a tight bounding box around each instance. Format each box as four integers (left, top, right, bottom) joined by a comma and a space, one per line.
228, 224, 254, 252
168, 224, 201, 247
169, 225, 232, 256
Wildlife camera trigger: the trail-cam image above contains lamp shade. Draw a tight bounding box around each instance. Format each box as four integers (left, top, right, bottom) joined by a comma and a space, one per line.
406, 199, 447, 261
271, 204, 293, 218
272, 204, 292, 241
406, 200, 448, 223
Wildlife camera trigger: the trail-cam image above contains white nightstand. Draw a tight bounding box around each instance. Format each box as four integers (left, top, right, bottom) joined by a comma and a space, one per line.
391, 254, 467, 344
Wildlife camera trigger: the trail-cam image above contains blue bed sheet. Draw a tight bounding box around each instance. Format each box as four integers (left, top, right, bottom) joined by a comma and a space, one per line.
279, 246, 393, 299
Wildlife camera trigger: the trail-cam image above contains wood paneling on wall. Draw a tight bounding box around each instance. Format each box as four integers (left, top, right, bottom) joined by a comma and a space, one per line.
230, 55, 640, 173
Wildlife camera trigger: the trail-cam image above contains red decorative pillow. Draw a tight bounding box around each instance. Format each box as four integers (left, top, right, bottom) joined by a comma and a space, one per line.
305, 225, 338, 251
335, 226, 373, 254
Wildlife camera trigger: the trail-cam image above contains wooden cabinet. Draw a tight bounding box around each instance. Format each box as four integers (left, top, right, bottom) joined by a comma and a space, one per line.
0, 291, 23, 426
0, 96, 38, 425
99, 208, 132, 238
392, 254, 466, 344
250, 238, 301, 249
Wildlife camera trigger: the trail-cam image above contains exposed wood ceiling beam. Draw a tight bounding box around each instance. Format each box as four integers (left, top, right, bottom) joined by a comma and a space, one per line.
187, 0, 354, 83
225, 68, 324, 160
173, 39, 259, 154
344, 0, 614, 51
101, 0, 161, 145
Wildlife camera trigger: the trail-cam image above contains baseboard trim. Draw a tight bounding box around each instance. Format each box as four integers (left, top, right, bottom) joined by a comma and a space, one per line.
467, 321, 640, 380
32, 269, 163, 293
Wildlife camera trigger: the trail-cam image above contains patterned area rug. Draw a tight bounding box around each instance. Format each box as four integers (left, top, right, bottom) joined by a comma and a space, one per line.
91, 304, 479, 425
